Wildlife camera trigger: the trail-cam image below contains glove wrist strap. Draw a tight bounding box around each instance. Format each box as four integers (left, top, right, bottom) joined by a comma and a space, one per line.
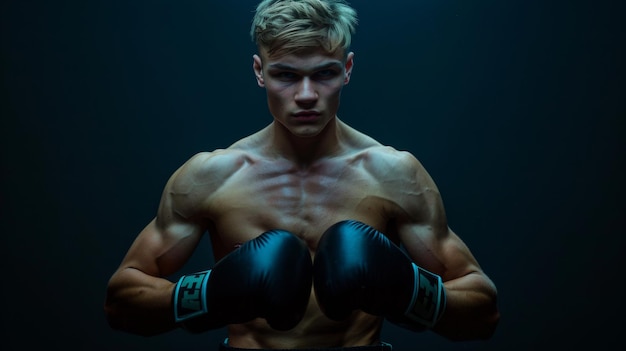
404, 263, 446, 328
173, 270, 212, 324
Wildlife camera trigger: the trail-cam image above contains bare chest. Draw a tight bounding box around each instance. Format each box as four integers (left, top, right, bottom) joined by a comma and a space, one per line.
206, 161, 397, 256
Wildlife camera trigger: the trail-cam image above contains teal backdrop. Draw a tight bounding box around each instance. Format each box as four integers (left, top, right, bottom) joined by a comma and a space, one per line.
2, 0, 624, 350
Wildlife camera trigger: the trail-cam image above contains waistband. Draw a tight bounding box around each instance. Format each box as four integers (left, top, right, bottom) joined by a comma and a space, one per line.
219, 339, 393, 351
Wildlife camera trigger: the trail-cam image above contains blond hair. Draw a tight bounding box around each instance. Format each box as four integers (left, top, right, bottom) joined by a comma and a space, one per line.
251, 0, 358, 58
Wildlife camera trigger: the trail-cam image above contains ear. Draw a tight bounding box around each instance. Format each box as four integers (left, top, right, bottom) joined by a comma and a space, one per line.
343, 52, 354, 85
253, 54, 265, 87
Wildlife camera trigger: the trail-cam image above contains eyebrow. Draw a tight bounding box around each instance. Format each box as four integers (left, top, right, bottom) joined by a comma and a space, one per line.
267, 61, 343, 71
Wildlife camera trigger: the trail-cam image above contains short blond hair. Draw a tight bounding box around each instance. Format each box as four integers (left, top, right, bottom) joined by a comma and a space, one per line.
251, 0, 358, 58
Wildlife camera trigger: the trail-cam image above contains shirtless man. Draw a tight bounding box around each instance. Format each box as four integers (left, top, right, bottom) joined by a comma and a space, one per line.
104, 1, 500, 349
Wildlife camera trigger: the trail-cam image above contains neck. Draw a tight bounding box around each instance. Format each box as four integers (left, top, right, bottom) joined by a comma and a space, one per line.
266, 118, 345, 167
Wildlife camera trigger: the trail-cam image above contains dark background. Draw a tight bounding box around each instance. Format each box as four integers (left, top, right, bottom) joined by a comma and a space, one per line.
2, 0, 624, 350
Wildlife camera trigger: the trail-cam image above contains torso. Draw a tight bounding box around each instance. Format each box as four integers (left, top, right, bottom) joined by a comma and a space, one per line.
187, 125, 413, 348
206, 149, 400, 257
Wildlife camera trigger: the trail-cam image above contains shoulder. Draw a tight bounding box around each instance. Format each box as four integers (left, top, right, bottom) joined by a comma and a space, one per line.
339, 122, 434, 188
167, 149, 253, 198
358, 146, 429, 184
357, 146, 444, 220
339, 121, 426, 177
183, 149, 251, 176
158, 149, 255, 221
169, 127, 272, 193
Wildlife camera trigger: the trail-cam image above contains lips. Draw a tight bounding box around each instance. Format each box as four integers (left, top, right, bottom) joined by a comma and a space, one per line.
292, 111, 322, 123
293, 110, 321, 117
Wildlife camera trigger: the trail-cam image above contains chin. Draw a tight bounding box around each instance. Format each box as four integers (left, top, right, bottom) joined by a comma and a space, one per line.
279, 120, 323, 138
291, 127, 323, 138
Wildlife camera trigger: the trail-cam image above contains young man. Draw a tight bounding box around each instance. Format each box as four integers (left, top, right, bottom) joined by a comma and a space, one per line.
104, 0, 500, 349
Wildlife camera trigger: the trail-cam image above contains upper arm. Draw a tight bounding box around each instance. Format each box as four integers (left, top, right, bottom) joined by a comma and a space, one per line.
382, 151, 499, 339
116, 152, 216, 278
387, 151, 483, 282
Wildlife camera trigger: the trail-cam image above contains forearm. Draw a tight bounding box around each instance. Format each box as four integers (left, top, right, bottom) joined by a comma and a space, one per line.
104, 267, 177, 336
433, 272, 500, 341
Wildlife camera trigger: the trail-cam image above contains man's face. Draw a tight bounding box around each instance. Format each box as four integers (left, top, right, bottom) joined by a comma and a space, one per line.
253, 48, 354, 138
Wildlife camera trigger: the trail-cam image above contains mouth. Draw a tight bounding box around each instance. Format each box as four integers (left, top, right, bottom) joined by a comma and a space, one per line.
292, 111, 321, 122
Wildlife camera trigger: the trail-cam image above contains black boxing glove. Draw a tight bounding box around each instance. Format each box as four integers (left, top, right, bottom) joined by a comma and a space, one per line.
313, 220, 446, 330
173, 229, 312, 332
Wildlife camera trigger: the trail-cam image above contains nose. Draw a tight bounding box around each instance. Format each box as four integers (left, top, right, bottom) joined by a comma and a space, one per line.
295, 77, 318, 106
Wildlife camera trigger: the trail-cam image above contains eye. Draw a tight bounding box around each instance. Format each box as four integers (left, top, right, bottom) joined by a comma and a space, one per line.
314, 69, 339, 80
271, 71, 298, 81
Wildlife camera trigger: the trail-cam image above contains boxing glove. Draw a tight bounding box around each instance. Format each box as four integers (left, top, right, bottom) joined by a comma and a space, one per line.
313, 220, 446, 329
173, 229, 312, 332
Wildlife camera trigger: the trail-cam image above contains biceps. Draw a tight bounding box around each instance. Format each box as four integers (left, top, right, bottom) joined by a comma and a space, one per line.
120, 218, 205, 277
399, 225, 481, 282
